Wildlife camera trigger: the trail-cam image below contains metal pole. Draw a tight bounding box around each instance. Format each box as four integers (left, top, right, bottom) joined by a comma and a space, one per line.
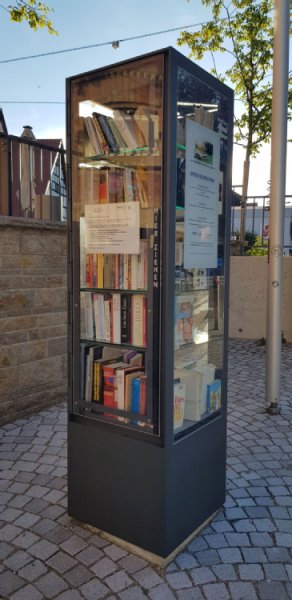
266, 0, 290, 414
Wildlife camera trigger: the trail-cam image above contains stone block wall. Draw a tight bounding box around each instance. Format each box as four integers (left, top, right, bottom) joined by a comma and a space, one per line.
229, 256, 292, 342
0, 216, 67, 425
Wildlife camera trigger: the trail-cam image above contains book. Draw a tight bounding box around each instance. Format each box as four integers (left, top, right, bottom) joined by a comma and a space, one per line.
121, 294, 131, 343
206, 379, 221, 413
173, 380, 186, 430
116, 365, 144, 416
81, 292, 95, 339
124, 369, 144, 412
112, 109, 140, 150
174, 364, 215, 421
104, 295, 112, 342
131, 376, 141, 416
131, 294, 145, 347
83, 117, 102, 155
94, 113, 119, 153
80, 342, 103, 402
112, 293, 121, 344
91, 113, 110, 154
84, 344, 103, 402
93, 355, 124, 403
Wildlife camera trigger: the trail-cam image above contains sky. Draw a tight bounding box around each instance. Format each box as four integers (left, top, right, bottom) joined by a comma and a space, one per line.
0, 0, 291, 198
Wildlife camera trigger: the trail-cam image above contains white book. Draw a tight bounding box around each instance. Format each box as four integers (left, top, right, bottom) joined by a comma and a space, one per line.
104, 298, 111, 342
137, 240, 147, 290
130, 254, 138, 290
98, 294, 106, 341
82, 292, 95, 339
131, 295, 144, 346
93, 293, 101, 340
112, 293, 121, 344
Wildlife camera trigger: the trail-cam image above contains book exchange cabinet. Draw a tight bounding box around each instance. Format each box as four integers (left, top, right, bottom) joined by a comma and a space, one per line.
66, 47, 233, 560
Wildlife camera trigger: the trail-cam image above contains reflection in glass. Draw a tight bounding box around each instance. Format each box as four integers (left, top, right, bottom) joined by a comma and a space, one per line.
70, 55, 164, 435
173, 67, 229, 437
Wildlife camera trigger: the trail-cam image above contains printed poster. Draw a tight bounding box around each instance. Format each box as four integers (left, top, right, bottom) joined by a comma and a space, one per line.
84, 202, 140, 254
184, 119, 220, 268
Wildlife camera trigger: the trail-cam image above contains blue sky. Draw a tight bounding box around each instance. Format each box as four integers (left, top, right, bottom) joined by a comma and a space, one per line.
0, 0, 291, 196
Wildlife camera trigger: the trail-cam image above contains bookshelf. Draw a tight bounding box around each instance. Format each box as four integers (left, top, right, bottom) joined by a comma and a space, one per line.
67, 47, 233, 560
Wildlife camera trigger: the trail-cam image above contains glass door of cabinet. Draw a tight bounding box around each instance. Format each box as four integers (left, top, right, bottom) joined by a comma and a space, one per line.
173, 66, 230, 438
69, 54, 164, 435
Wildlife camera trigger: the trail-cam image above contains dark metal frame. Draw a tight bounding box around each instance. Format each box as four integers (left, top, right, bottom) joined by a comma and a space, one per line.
66, 47, 233, 558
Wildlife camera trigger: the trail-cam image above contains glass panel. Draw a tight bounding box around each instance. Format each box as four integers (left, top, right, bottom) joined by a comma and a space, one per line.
173, 67, 229, 438
70, 54, 163, 435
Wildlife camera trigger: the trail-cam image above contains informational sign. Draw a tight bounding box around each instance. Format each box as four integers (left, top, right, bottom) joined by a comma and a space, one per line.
84, 202, 140, 254
184, 119, 220, 268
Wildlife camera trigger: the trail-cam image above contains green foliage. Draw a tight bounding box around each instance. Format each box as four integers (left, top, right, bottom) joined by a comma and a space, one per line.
4, 0, 57, 34
178, 0, 292, 159
246, 234, 268, 255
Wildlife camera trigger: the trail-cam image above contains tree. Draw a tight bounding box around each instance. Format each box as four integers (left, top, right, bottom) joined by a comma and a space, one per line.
178, 0, 292, 248
1, 0, 57, 33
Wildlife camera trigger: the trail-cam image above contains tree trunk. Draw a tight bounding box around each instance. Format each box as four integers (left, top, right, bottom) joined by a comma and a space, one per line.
239, 145, 251, 253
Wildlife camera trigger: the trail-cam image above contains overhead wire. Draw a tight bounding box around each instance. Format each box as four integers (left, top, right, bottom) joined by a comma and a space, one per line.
0, 20, 216, 64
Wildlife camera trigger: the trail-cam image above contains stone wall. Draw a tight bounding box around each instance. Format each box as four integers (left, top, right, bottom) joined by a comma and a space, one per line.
0, 217, 67, 425
229, 256, 292, 342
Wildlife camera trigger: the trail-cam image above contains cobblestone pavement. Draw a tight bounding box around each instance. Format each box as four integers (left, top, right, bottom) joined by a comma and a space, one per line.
1, 339, 292, 600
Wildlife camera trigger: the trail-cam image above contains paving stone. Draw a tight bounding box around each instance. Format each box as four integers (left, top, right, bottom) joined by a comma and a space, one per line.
84, 579, 112, 599
202, 582, 230, 600
212, 564, 237, 581
165, 571, 192, 589
264, 560, 290, 581
239, 564, 265, 580
275, 533, 292, 547
10, 583, 43, 600
46, 550, 78, 574
257, 580, 290, 599
118, 554, 148, 573
241, 547, 267, 563
28, 539, 59, 560
224, 532, 250, 547
148, 582, 177, 599
190, 566, 217, 585
35, 572, 68, 598
118, 586, 148, 599
91, 556, 118, 579
0, 570, 24, 597
104, 544, 128, 561
4, 550, 33, 571
0, 542, 14, 561
204, 533, 228, 549
175, 552, 198, 569
13, 531, 41, 549
18, 559, 48, 581
60, 534, 88, 556
176, 589, 204, 600
218, 547, 243, 563
75, 545, 104, 566
0, 524, 23, 542
105, 569, 133, 592
55, 592, 84, 600
63, 564, 93, 586
195, 549, 221, 566
13, 512, 40, 529
228, 581, 259, 599
133, 566, 163, 589
249, 532, 274, 547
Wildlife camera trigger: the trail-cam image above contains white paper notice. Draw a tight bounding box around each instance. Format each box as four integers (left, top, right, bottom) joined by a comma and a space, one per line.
84, 202, 140, 254
184, 119, 220, 269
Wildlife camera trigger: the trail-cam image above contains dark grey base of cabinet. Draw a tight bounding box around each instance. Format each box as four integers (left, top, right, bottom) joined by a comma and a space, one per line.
68, 416, 226, 558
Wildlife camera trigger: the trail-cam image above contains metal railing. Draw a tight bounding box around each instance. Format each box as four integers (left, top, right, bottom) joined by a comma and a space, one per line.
231, 194, 292, 255
0, 133, 67, 222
